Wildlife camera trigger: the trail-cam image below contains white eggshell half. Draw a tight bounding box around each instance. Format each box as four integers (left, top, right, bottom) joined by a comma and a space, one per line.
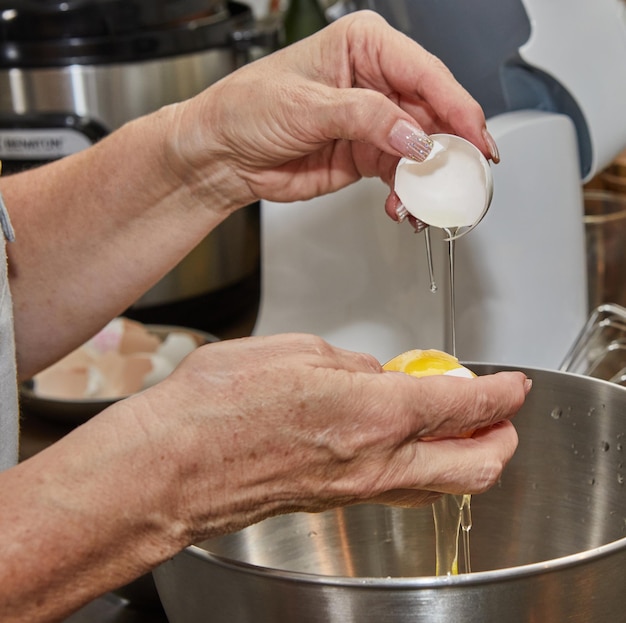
395, 134, 491, 228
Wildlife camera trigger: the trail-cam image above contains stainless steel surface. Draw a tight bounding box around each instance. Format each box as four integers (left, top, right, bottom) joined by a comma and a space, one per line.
0, 48, 236, 131
134, 204, 259, 308
154, 365, 626, 622
0, 48, 261, 309
561, 303, 626, 385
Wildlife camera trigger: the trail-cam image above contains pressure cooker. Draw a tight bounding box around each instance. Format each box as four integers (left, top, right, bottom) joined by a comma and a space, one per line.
0, 0, 275, 333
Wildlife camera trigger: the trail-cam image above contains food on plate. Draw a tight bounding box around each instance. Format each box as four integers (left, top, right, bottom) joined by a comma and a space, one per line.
32, 317, 199, 400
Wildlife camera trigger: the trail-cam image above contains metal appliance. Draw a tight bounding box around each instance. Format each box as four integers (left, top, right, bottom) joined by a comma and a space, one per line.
0, 0, 273, 333
253, 0, 626, 368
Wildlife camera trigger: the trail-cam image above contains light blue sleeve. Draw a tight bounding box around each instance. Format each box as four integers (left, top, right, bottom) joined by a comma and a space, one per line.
0, 189, 19, 471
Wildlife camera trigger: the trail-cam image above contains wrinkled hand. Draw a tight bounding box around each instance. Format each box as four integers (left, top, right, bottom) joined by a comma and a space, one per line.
132, 334, 529, 541
166, 10, 495, 213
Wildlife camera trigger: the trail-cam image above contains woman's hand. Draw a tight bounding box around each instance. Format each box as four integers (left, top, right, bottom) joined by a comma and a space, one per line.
132, 334, 529, 541
165, 10, 498, 213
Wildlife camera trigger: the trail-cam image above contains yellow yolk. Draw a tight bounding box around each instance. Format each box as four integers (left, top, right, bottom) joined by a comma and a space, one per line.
383, 348, 475, 378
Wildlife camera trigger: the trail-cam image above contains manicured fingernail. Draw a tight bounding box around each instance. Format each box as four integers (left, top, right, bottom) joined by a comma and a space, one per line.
524, 378, 533, 394
483, 128, 500, 163
389, 119, 433, 162
413, 218, 427, 234
396, 204, 409, 222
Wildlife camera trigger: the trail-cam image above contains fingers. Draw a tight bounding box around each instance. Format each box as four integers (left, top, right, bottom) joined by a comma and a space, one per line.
384, 190, 427, 232
407, 420, 519, 494
415, 372, 530, 437
344, 371, 526, 499
306, 362, 526, 505
379, 370, 530, 439
366, 421, 518, 499
325, 11, 495, 161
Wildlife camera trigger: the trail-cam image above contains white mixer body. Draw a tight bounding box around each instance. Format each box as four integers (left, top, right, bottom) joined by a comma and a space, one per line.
519, 0, 626, 180
254, 180, 447, 364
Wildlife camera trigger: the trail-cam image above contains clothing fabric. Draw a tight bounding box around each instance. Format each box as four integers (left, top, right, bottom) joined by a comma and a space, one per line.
0, 190, 18, 471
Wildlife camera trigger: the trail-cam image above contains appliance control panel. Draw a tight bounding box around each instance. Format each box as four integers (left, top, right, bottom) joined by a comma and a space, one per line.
0, 113, 108, 174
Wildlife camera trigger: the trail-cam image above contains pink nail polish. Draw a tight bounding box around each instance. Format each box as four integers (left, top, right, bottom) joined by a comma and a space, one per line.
389, 119, 433, 162
396, 204, 409, 222
413, 219, 427, 234
483, 128, 500, 163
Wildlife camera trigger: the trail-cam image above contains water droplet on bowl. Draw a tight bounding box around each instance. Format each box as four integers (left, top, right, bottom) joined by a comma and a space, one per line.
551, 407, 563, 420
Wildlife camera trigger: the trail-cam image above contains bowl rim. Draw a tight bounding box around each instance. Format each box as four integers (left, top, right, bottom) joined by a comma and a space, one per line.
184, 531, 626, 589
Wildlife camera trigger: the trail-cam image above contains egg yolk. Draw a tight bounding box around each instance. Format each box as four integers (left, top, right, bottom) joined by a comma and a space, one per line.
383, 349, 473, 378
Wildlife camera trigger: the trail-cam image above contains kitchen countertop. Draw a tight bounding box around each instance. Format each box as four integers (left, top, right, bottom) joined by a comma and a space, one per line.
19, 309, 257, 622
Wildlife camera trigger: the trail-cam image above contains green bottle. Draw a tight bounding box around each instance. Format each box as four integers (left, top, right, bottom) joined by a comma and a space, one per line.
283, 0, 329, 46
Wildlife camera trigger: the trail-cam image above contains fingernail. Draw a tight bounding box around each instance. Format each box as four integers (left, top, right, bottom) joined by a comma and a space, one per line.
388, 119, 433, 162
413, 218, 427, 234
483, 128, 500, 163
524, 378, 533, 394
396, 203, 409, 222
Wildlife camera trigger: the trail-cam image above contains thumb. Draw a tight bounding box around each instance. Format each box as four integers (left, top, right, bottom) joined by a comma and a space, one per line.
319, 86, 434, 162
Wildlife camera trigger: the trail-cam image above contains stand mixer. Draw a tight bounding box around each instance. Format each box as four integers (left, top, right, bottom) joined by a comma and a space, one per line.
253, 0, 626, 368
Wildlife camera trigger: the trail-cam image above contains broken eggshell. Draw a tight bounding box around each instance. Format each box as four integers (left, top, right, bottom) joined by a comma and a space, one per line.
21, 321, 217, 424
395, 133, 493, 233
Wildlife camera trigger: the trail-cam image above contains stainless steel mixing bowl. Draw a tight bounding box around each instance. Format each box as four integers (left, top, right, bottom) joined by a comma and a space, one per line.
153, 365, 626, 622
